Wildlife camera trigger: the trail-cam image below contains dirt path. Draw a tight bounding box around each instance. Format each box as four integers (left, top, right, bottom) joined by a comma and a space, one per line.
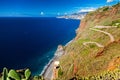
90, 28, 115, 42
94, 26, 117, 29
83, 41, 104, 47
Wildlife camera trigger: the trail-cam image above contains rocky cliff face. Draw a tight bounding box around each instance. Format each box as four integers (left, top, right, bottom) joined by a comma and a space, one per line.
58, 3, 120, 80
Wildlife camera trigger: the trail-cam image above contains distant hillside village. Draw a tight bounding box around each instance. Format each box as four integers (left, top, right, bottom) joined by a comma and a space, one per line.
57, 12, 88, 20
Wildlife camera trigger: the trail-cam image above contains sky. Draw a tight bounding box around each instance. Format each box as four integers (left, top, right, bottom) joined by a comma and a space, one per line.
0, 0, 118, 17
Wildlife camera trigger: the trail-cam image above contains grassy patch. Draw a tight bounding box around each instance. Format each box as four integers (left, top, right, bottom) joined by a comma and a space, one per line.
59, 3, 120, 79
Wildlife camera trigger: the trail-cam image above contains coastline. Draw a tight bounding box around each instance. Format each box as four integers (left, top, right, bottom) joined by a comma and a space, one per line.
40, 39, 74, 79
40, 18, 80, 79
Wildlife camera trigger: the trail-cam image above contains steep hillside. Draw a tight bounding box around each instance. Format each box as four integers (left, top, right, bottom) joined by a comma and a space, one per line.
58, 3, 120, 80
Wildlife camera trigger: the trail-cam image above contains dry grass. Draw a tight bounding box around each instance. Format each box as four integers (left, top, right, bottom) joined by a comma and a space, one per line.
58, 3, 120, 80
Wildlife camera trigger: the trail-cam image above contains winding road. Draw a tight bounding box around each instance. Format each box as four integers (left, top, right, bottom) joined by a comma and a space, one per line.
90, 28, 115, 42
83, 41, 104, 47
43, 26, 115, 80
94, 26, 117, 29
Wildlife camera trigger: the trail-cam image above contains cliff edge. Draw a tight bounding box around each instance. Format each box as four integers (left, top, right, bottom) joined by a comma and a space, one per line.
58, 3, 120, 80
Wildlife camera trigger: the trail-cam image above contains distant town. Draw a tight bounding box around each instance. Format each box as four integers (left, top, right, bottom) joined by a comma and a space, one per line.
57, 12, 87, 20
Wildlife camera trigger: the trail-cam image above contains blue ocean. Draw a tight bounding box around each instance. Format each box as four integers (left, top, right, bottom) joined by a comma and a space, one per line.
0, 17, 80, 75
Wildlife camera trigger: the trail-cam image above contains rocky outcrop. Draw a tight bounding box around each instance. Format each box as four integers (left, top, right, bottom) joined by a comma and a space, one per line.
55, 45, 64, 57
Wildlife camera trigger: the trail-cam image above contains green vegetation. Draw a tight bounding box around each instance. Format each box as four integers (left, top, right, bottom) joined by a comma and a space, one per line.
24, 69, 31, 80
58, 3, 120, 80
70, 69, 120, 80
102, 6, 109, 11
8, 69, 20, 80
109, 19, 120, 27
2, 68, 8, 80
58, 67, 63, 77
33, 76, 44, 80
0, 68, 44, 80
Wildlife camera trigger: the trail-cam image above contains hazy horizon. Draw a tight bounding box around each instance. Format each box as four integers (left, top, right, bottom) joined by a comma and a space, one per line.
0, 0, 118, 17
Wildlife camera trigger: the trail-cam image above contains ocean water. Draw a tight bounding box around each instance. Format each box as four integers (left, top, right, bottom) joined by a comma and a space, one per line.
0, 17, 80, 75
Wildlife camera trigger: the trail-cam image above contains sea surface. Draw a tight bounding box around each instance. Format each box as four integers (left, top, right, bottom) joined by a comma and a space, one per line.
0, 17, 80, 75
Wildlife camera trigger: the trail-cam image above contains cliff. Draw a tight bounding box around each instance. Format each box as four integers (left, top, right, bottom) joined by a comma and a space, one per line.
0, 3, 120, 80
58, 3, 120, 80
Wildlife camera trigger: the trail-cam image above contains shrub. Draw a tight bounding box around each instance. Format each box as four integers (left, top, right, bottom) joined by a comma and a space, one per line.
58, 68, 63, 77
103, 7, 109, 11
2, 67, 8, 80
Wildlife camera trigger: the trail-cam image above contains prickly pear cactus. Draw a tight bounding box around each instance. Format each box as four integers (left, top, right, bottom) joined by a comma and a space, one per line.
25, 69, 31, 80
2, 67, 8, 80
8, 69, 20, 80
